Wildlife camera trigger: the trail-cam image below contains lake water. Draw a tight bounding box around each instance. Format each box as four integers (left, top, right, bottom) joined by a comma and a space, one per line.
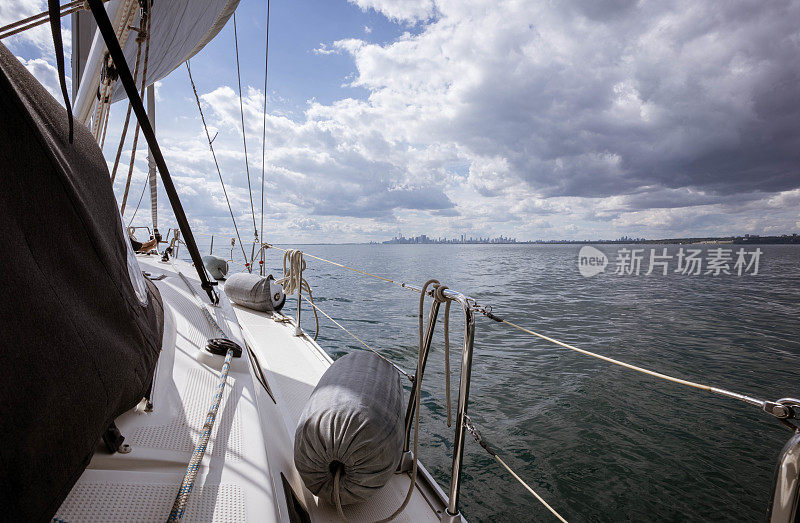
209, 243, 799, 521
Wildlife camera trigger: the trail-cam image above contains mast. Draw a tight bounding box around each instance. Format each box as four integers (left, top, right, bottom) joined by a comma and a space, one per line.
70, 9, 95, 100
147, 84, 158, 240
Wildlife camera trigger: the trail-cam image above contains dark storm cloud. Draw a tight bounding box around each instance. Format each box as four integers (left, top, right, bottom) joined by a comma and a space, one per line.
446, 0, 800, 207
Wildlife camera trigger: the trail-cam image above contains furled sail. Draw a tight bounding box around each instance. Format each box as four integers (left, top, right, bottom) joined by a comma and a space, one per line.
73, 0, 240, 124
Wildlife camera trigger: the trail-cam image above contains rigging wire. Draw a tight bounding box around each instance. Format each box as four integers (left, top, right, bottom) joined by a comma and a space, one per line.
185, 61, 250, 266
259, 0, 271, 274
232, 12, 259, 245
126, 174, 149, 227
300, 295, 413, 381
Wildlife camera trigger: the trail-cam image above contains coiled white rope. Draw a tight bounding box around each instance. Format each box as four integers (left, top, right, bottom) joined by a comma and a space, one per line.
275, 249, 319, 340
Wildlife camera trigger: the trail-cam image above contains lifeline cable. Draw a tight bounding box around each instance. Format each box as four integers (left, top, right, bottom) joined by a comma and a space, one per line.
464, 415, 568, 522
262, 244, 792, 417
301, 295, 413, 381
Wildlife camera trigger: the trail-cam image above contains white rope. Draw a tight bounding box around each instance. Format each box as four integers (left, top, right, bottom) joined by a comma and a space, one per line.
262, 244, 777, 413
275, 249, 318, 340
484, 314, 767, 408
464, 415, 567, 522
496, 454, 567, 522
301, 295, 413, 381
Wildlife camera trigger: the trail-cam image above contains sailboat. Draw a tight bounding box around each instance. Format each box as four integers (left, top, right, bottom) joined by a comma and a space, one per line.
0, 1, 451, 521
1, 1, 798, 522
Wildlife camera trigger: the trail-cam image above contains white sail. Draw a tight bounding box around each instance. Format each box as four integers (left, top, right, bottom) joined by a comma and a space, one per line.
73, 0, 240, 125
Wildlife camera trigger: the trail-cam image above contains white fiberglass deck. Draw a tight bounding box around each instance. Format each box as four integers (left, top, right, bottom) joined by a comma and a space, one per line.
54, 256, 446, 521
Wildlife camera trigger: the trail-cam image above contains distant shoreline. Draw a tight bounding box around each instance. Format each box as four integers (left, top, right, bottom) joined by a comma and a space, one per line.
375, 234, 799, 245
249, 234, 800, 246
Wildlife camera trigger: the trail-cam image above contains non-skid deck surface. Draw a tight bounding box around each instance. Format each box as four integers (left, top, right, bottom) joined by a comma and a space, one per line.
56, 257, 442, 521
55, 257, 278, 522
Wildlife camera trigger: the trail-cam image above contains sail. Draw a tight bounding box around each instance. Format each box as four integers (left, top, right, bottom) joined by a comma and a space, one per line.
73, 0, 240, 124
0, 40, 164, 520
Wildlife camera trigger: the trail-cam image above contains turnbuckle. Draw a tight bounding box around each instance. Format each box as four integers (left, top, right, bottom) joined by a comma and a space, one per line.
764, 398, 800, 419
764, 398, 800, 431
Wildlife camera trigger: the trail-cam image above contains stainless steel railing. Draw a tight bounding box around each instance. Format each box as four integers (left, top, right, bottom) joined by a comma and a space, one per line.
247, 243, 800, 522
400, 283, 477, 521
768, 430, 800, 522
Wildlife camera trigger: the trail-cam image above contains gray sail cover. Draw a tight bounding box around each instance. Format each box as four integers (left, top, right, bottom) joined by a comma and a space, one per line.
109, 0, 240, 103
0, 43, 163, 521
294, 351, 405, 506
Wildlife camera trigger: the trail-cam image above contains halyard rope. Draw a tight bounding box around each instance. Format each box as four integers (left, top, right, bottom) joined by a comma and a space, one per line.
120, 2, 152, 216
168, 267, 234, 520
111, 23, 145, 184
93, 0, 137, 143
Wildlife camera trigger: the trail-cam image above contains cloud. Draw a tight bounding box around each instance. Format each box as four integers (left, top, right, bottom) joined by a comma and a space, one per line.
347, 0, 436, 23
311, 0, 800, 238
16, 56, 71, 101
0, 1, 71, 60
313, 43, 339, 56
5, 0, 799, 243
197, 84, 455, 221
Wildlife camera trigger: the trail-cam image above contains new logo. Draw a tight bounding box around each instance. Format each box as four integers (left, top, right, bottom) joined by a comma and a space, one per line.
578, 246, 608, 277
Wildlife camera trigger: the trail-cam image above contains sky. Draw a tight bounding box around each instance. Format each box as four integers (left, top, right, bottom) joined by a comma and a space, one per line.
2, 0, 800, 243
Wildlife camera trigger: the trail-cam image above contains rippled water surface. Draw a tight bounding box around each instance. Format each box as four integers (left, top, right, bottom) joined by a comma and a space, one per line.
215, 243, 799, 521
